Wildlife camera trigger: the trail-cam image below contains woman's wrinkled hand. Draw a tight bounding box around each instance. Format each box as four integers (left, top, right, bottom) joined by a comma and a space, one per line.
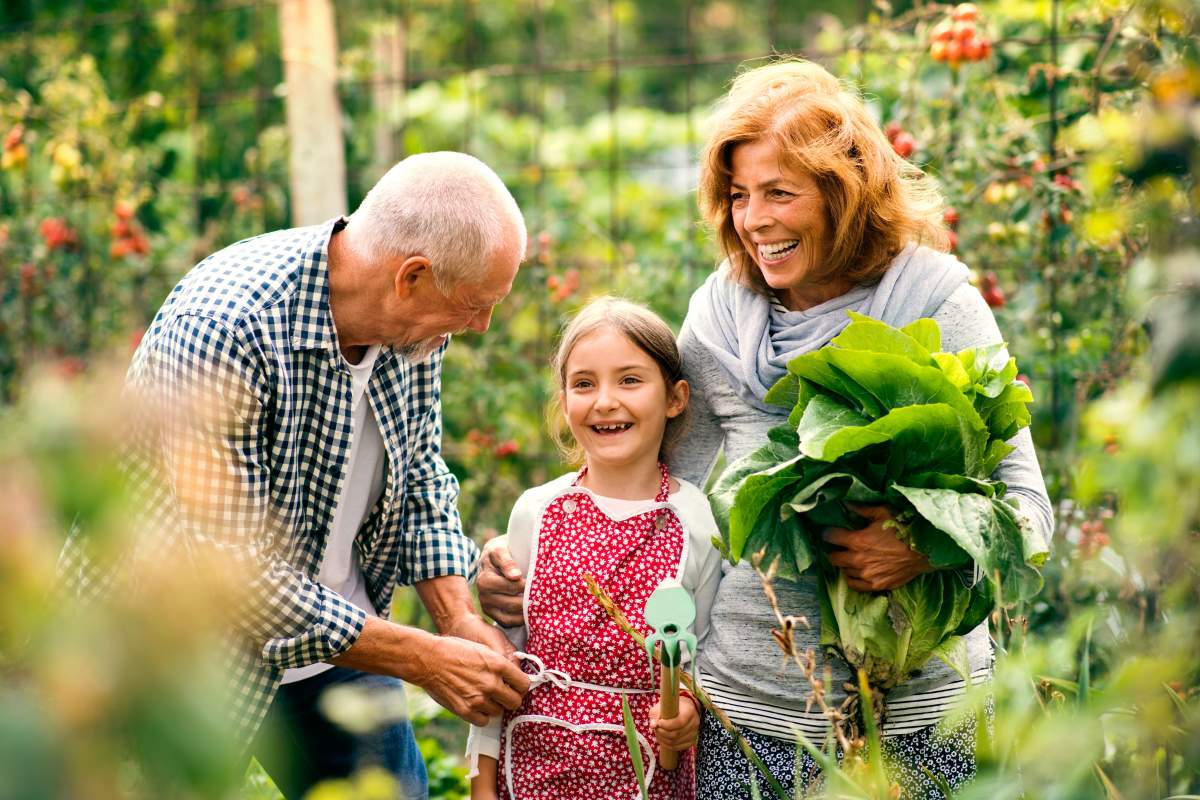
822, 504, 933, 592
475, 536, 526, 627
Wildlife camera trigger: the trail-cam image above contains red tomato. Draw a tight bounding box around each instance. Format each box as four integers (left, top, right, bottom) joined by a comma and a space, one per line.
982, 286, 1006, 308
891, 131, 916, 158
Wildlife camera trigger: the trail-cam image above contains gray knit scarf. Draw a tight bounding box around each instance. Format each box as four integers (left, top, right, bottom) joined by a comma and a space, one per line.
683, 243, 970, 413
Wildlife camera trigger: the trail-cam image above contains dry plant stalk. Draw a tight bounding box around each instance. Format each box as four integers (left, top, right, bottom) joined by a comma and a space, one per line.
581, 573, 790, 800
754, 553, 903, 797
752, 554, 865, 760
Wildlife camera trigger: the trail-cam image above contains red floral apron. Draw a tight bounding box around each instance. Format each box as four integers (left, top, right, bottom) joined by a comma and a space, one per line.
499, 465, 696, 800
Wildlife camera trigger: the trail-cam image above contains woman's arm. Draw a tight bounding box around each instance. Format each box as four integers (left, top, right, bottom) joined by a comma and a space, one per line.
822, 282, 1055, 591
668, 325, 727, 487
932, 283, 1055, 547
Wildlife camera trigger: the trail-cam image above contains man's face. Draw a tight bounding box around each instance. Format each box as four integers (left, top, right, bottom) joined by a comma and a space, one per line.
390, 241, 520, 361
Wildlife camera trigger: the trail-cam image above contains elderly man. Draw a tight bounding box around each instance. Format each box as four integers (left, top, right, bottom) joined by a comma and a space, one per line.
100, 152, 530, 798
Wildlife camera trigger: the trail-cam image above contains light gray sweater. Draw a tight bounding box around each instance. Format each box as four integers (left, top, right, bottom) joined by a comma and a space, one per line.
669, 281, 1054, 718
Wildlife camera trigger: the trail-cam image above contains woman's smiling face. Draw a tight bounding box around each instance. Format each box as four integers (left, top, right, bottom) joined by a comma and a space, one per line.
729, 138, 846, 310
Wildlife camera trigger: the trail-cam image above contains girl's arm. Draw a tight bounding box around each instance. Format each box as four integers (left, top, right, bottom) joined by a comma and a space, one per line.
470, 755, 500, 800
676, 481, 725, 643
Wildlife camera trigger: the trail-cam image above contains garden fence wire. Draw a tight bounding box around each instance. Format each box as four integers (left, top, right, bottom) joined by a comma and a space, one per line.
1, 0, 1113, 526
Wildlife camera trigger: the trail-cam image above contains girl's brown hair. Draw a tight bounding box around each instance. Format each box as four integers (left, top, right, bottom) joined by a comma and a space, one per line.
546, 296, 689, 466
698, 59, 950, 293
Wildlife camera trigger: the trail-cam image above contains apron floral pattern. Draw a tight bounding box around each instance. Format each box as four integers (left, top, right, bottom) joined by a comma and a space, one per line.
499, 464, 696, 800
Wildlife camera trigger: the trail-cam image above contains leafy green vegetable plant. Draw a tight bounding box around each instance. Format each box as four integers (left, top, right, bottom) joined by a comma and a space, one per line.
710, 312, 1049, 693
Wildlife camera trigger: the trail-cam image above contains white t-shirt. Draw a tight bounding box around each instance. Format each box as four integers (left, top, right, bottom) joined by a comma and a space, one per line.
281, 344, 387, 684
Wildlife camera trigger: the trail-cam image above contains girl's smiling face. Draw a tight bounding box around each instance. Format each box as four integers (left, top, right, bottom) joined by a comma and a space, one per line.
729, 138, 850, 310
561, 327, 687, 477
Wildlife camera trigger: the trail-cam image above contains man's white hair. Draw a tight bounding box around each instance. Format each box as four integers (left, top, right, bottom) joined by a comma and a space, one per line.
347, 151, 526, 291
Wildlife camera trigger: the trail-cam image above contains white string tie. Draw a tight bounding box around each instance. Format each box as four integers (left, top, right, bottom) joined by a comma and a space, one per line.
515, 651, 572, 690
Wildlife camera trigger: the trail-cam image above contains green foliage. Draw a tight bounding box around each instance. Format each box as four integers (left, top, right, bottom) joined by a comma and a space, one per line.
0, 0, 1196, 796
620, 695, 649, 800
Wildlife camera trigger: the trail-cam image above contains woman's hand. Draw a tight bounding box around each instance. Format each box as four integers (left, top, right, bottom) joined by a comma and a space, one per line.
822, 505, 933, 592
475, 536, 526, 627
651, 693, 701, 752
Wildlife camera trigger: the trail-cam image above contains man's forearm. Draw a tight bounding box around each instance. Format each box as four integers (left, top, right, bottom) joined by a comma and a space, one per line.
415, 574, 479, 633
328, 615, 433, 680
416, 574, 517, 658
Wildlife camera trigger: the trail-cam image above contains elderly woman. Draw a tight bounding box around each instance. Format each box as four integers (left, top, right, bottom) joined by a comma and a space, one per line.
479, 60, 1052, 798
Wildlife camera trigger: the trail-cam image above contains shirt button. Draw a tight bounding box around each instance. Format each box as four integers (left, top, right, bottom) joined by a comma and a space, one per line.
654, 513, 667, 530
562, 499, 577, 514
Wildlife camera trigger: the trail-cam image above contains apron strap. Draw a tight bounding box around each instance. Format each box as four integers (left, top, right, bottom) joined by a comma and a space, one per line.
572, 462, 672, 503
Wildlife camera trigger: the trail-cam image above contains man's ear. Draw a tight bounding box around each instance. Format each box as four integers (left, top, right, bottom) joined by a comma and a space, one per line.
393, 255, 433, 299
666, 379, 690, 419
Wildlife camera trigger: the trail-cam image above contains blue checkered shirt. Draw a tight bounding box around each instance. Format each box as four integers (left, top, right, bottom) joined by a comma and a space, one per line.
64, 218, 477, 747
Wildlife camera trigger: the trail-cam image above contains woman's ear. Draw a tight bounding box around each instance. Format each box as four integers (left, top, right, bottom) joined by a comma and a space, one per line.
666, 379, 690, 419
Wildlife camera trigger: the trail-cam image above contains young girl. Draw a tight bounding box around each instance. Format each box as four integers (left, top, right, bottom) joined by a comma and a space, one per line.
468, 297, 724, 800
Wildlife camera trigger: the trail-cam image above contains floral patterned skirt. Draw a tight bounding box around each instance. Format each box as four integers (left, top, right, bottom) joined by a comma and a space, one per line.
696, 702, 991, 800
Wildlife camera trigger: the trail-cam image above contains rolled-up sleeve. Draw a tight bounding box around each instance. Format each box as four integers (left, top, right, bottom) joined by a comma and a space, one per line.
398, 368, 478, 584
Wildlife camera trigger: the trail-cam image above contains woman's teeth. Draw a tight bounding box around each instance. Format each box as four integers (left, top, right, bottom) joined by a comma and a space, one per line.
759, 240, 799, 262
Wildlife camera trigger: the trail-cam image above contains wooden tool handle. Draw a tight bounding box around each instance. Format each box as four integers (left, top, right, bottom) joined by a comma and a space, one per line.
658, 662, 680, 770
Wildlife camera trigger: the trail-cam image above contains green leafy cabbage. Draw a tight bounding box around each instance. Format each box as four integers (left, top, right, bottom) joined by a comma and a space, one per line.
710, 312, 1047, 691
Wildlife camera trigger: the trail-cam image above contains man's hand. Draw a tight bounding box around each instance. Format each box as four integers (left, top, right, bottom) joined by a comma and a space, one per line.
443, 612, 516, 659
823, 505, 933, 592
413, 634, 530, 726
476, 536, 525, 627
651, 694, 701, 752
329, 616, 530, 726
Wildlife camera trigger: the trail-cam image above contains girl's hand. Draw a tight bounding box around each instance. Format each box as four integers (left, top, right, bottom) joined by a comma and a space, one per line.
823, 504, 933, 592
651, 693, 701, 751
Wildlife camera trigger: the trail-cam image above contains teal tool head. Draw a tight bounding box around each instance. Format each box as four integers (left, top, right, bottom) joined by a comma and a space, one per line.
643, 579, 697, 670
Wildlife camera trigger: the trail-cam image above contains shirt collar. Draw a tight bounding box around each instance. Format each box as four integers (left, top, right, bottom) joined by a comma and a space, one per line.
290, 216, 351, 357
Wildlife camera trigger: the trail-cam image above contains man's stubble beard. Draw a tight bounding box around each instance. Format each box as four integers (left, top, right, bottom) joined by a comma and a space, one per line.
396, 336, 444, 363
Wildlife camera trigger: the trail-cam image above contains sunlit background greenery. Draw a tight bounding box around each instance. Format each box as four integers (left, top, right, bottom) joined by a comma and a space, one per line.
1, 0, 1196, 797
